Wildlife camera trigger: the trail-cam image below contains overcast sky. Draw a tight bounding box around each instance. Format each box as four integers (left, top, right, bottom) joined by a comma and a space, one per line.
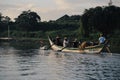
0, 0, 120, 21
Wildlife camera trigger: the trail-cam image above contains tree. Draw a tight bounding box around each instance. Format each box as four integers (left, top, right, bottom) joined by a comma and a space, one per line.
0, 13, 11, 33
56, 14, 69, 21
82, 6, 120, 36
15, 10, 41, 31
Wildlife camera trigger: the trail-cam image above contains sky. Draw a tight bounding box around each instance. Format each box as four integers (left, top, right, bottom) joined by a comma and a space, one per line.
0, 0, 120, 21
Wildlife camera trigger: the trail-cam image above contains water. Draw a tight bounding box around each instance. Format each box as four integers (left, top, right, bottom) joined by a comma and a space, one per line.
0, 41, 120, 80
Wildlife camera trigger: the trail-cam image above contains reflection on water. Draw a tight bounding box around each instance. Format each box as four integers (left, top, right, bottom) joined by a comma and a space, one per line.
0, 42, 120, 80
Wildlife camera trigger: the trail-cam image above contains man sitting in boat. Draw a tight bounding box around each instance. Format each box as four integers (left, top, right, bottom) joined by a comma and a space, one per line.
55, 35, 62, 46
63, 37, 69, 47
72, 38, 79, 48
79, 33, 106, 50
79, 41, 94, 50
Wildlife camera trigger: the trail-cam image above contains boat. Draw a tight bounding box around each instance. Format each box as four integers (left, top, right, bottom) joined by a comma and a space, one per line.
48, 36, 106, 54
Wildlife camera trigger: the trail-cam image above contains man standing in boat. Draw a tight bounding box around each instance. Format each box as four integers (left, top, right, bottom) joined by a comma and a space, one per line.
99, 33, 106, 44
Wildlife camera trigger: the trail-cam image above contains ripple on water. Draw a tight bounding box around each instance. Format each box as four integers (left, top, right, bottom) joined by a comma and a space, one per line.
0, 47, 120, 80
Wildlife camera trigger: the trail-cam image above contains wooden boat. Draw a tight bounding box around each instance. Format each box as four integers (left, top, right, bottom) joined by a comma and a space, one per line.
48, 36, 105, 54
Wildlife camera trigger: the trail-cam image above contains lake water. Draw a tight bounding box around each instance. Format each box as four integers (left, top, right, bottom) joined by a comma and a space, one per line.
0, 41, 120, 80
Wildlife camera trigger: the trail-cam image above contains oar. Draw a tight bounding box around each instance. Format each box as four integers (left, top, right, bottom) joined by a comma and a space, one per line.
105, 46, 111, 53
57, 47, 66, 52
104, 40, 112, 53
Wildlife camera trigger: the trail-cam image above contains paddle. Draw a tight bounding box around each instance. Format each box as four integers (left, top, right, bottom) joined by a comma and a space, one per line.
105, 40, 112, 53
105, 46, 111, 53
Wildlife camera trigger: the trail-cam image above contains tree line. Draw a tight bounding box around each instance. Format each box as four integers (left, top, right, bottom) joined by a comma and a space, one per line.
0, 5, 120, 39
82, 6, 120, 37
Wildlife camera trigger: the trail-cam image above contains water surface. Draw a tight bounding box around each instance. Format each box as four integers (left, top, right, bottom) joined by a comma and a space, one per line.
0, 41, 120, 80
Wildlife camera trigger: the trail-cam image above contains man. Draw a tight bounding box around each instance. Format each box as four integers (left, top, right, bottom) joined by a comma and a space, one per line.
99, 34, 106, 44
55, 35, 62, 46
63, 37, 69, 47
72, 38, 79, 48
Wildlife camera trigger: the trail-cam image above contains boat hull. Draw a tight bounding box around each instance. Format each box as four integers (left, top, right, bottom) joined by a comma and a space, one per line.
48, 37, 104, 54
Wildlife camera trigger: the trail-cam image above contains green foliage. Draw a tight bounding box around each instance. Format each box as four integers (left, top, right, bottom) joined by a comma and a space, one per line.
15, 10, 41, 31
10, 31, 45, 38
45, 29, 75, 38
0, 13, 11, 33
77, 19, 85, 39
82, 6, 120, 36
